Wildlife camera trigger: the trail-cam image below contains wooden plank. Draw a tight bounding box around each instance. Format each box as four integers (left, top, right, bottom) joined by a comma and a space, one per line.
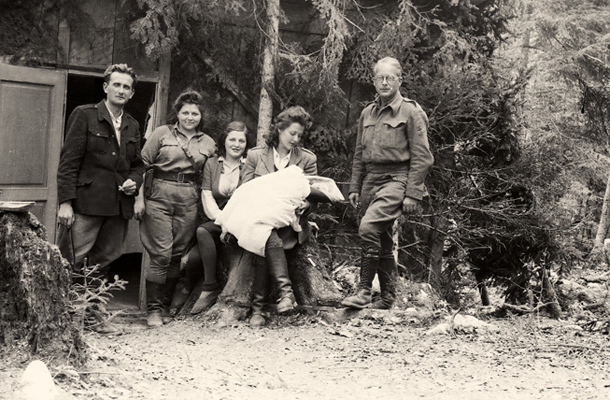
0, 64, 66, 242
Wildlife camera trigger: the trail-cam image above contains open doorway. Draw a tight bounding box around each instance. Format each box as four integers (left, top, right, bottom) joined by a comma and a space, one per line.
65, 73, 156, 310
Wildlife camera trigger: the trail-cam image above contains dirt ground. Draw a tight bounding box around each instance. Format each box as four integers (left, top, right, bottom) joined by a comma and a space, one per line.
2, 308, 609, 400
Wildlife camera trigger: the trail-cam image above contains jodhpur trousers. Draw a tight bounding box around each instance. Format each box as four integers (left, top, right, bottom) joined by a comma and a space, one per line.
359, 172, 408, 258
140, 178, 199, 284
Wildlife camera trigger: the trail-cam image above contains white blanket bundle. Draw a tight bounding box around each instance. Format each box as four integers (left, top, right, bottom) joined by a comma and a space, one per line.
215, 165, 344, 256
216, 166, 310, 256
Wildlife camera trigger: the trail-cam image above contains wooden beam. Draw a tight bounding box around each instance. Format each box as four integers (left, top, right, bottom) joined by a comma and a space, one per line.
56, 15, 70, 65
153, 51, 171, 128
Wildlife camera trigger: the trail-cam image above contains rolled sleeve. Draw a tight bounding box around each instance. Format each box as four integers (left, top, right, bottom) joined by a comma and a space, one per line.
140, 126, 165, 168
201, 160, 214, 191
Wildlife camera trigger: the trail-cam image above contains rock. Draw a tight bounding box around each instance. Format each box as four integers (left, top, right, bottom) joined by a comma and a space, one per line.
425, 314, 499, 335
557, 279, 596, 304
13, 360, 76, 400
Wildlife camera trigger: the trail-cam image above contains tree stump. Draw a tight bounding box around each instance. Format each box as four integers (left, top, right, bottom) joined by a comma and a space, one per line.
178, 236, 342, 325
0, 211, 86, 365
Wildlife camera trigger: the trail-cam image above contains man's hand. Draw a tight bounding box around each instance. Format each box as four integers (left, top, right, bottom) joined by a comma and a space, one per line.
402, 197, 420, 214
119, 178, 137, 196
348, 192, 360, 209
58, 202, 75, 227
134, 198, 145, 220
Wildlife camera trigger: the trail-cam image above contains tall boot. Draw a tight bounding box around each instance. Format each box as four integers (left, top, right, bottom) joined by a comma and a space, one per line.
265, 247, 296, 313
146, 280, 164, 327
341, 247, 379, 309
371, 257, 397, 309
161, 277, 180, 324
250, 258, 268, 327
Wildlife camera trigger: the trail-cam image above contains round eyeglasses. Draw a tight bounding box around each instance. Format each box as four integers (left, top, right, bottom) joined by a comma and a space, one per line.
373, 75, 399, 84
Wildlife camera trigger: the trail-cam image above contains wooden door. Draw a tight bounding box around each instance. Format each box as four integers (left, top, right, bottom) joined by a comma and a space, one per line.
0, 64, 67, 242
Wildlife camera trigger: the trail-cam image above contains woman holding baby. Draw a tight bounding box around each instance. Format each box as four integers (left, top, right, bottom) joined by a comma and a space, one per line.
241, 106, 324, 327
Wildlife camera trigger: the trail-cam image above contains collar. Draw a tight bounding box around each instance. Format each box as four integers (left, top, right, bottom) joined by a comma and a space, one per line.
218, 156, 246, 163
374, 92, 403, 116
97, 100, 130, 129
104, 100, 123, 121
173, 123, 204, 138
273, 147, 292, 161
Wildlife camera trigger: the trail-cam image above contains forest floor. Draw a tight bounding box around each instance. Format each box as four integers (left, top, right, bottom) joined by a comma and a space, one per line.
2, 303, 610, 400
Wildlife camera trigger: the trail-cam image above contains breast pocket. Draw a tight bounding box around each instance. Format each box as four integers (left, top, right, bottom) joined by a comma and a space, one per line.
379, 119, 407, 149
158, 136, 180, 164
362, 119, 376, 149
87, 129, 110, 153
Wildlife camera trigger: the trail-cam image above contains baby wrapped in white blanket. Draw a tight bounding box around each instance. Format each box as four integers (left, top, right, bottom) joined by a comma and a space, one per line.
215, 165, 344, 256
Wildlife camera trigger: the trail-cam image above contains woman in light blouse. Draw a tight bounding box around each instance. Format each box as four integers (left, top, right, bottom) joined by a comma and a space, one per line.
174, 121, 249, 313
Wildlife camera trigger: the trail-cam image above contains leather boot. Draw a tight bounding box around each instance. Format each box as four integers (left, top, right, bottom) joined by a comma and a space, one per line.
249, 258, 268, 327
371, 257, 397, 309
266, 247, 296, 313
172, 286, 192, 312
146, 280, 164, 327
161, 276, 180, 324
341, 247, 379, 309
191, 282, 220, 315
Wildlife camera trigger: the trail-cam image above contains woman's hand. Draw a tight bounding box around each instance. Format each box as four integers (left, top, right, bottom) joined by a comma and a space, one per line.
134, 198, 146, 220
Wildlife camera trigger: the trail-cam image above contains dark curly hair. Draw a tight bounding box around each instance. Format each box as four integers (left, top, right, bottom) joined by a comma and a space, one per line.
217, 121, 250, 158
171, 90, 205, 132
265, 106, 313, 148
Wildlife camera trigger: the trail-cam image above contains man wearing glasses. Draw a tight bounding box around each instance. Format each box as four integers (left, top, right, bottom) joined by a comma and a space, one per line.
342, 57, 434, 310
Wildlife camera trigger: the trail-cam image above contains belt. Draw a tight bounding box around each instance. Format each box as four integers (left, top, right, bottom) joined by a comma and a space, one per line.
153, 170, 198, 183
365, 162, 410, 174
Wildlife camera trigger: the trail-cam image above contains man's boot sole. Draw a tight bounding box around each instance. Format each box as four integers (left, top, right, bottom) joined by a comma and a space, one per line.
340, 300, 370, 309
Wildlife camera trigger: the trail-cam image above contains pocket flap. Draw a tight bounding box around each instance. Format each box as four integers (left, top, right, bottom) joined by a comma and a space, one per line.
384, 116, 407, 128
77, 177, 93, 186
89, 130, 109, 138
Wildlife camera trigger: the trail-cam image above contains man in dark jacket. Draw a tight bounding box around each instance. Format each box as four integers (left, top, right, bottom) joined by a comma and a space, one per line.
56, 63, 144, 287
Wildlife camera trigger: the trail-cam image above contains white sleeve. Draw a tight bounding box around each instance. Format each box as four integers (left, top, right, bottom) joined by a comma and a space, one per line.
202, 190, 221, 221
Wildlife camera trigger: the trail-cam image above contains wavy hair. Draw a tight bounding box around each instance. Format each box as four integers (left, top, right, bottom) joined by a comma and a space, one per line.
171, 90, 205, 132
103, 63, 138, 87
265, 106, 313, 148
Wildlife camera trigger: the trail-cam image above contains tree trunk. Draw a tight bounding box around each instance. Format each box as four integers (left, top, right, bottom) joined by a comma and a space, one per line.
179, 237, 342, 326
427, 212, 448, 290
256, 0, 280, 146
0, 211, 86, 365
591, 174, 610, 256
540, 267, 562, 319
